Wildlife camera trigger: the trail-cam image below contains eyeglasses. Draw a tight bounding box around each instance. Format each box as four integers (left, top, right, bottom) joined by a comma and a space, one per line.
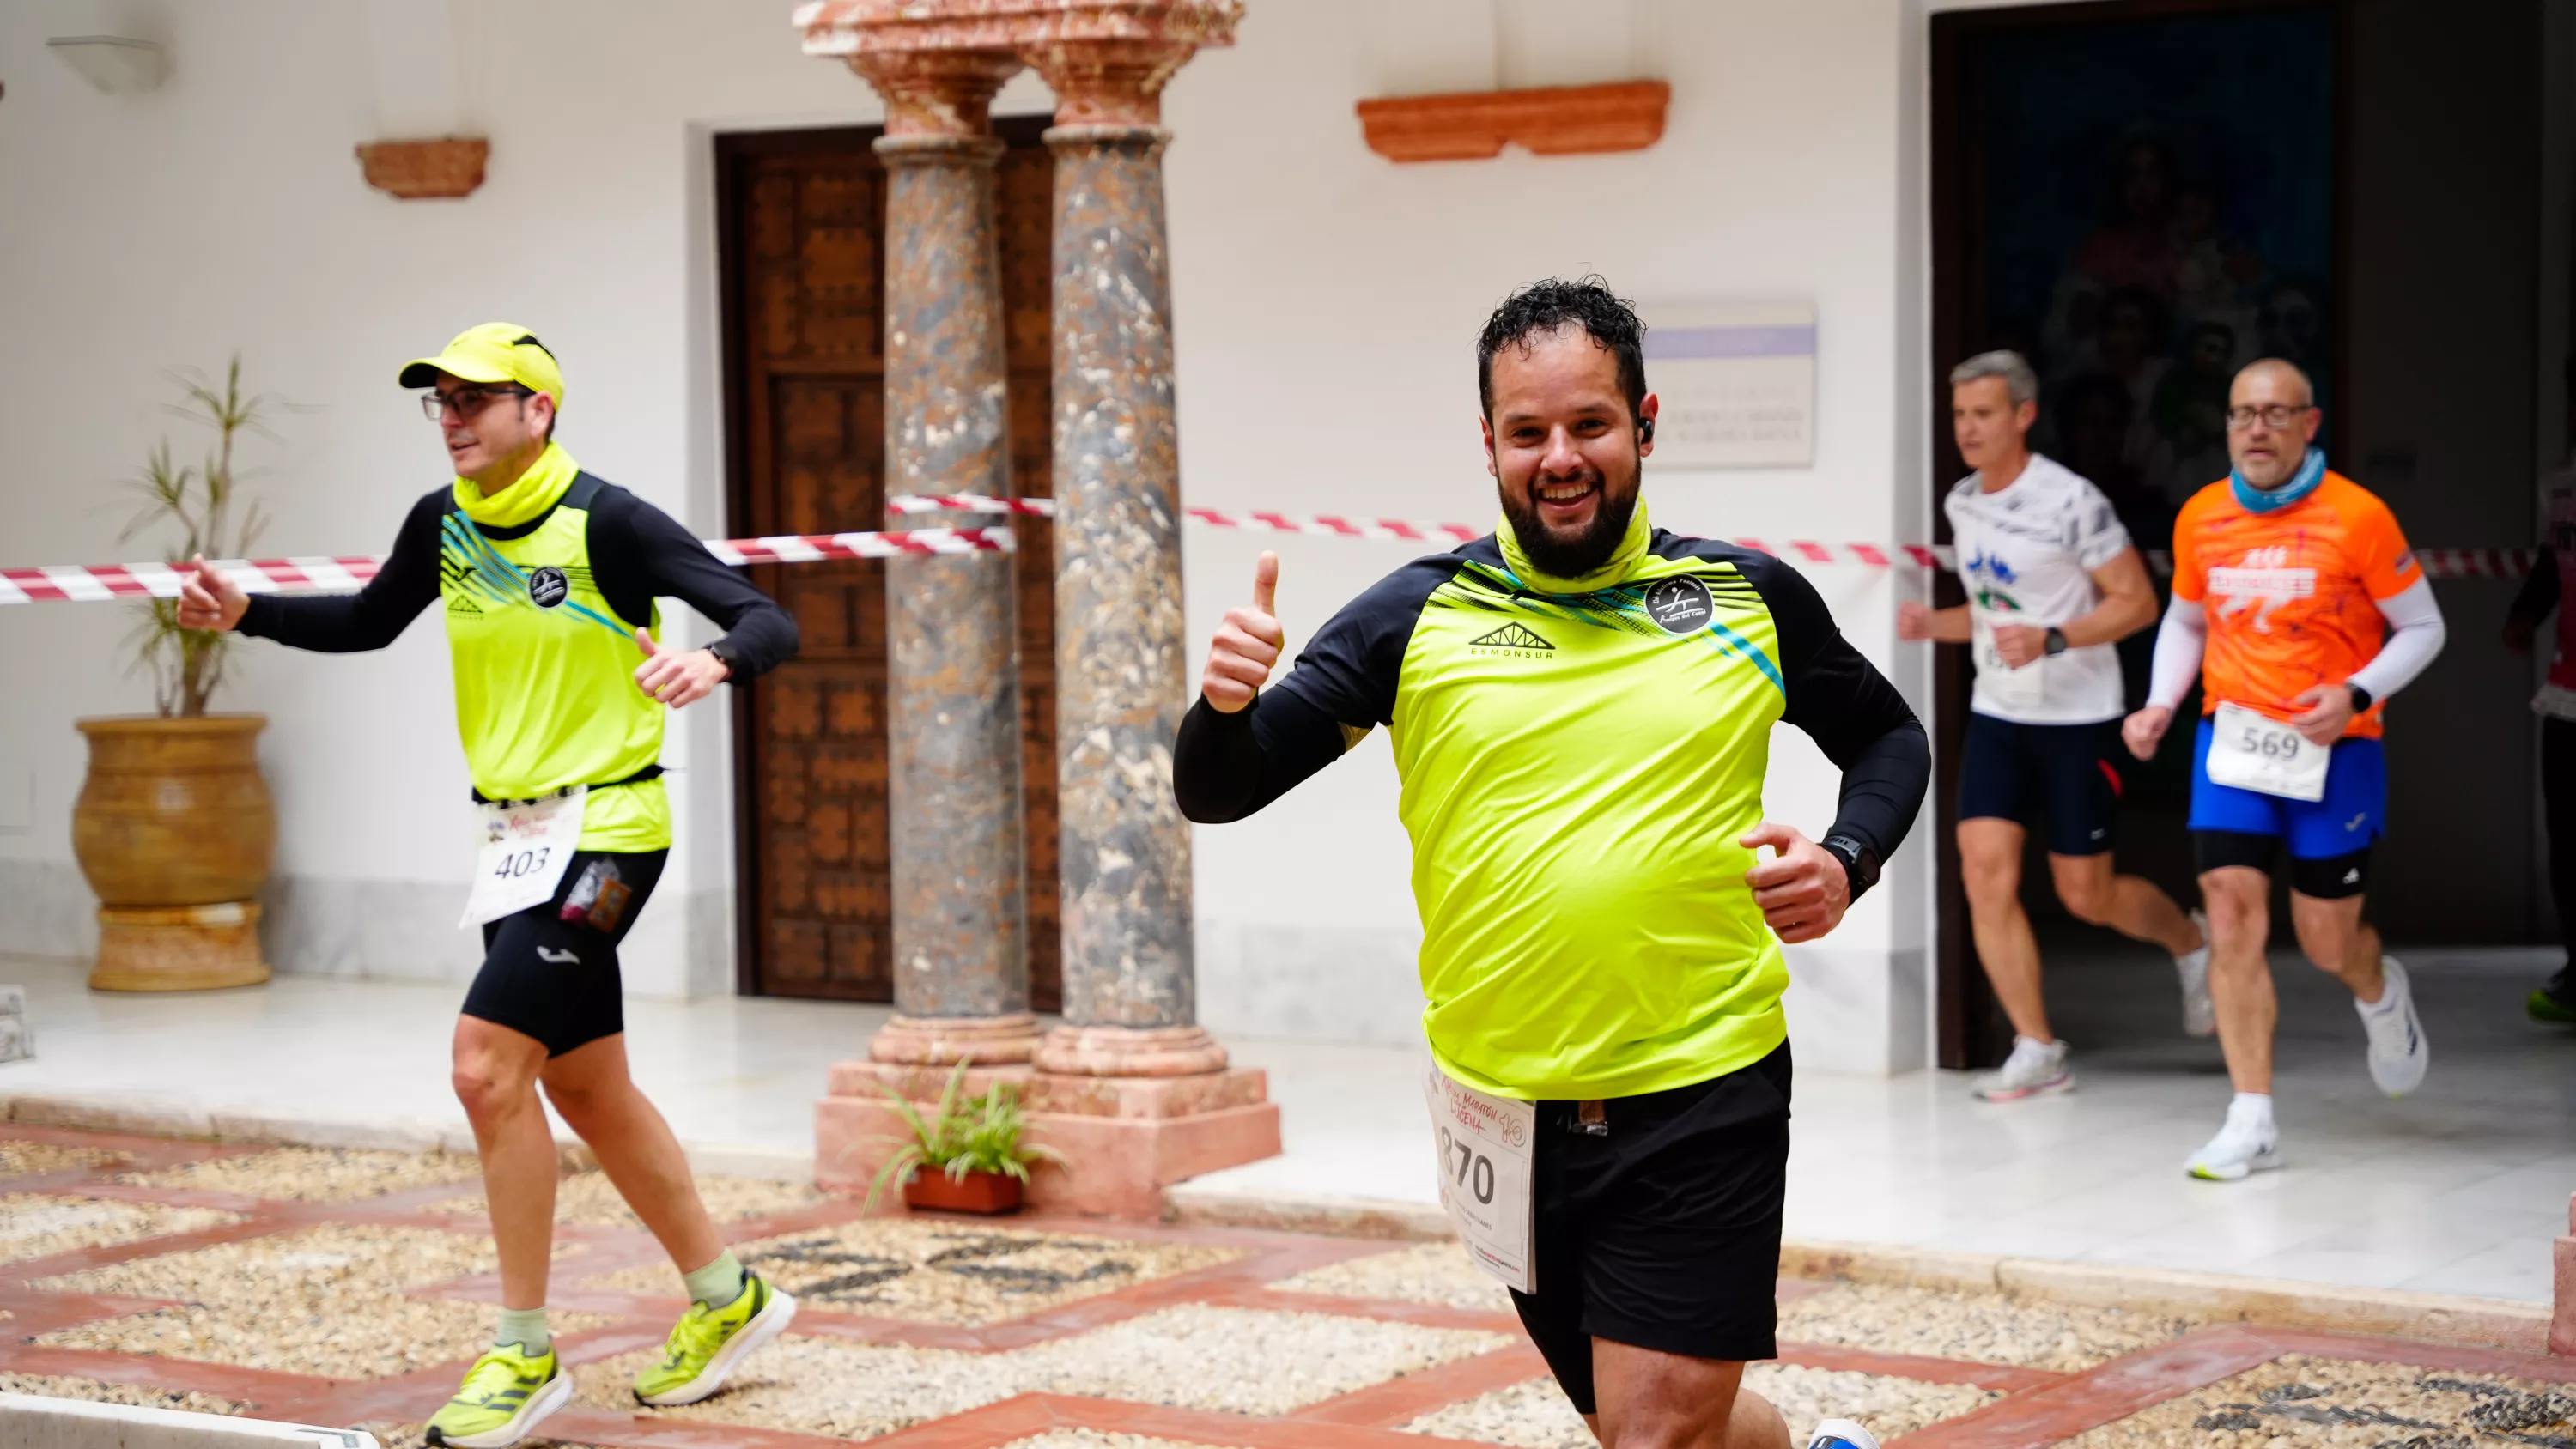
422, 385, 532, 422
2225, 404, 2315, 431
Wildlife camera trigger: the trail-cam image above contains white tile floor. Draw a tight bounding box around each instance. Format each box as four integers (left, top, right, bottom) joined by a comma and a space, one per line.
3, 938, 2570, 1303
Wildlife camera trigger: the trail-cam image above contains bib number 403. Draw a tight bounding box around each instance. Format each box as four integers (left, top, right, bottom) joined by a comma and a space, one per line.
492, 846, 553, 881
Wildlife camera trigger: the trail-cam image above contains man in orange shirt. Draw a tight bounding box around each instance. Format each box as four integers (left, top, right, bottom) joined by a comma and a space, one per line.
2123, 359, 2444, 1180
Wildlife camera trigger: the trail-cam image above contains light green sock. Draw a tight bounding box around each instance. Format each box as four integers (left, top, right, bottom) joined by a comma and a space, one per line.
683, 1250, 747, 1309
495, 1307, 550, 1356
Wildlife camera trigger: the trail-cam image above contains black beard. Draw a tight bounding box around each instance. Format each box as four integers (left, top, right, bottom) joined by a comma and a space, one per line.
1501, 476, 1639, 579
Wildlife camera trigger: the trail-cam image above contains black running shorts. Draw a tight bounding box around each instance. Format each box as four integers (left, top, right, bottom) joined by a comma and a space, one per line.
1510, 1043, 1791, 1415
459, 848, 665, 1057
1957, 712, 2124, 857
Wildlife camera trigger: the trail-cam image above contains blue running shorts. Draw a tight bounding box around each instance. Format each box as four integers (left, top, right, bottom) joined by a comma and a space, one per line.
2186, 717, 2385, 859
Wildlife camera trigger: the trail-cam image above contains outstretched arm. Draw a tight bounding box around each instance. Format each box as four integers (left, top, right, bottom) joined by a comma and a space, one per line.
213, 492, 445, 652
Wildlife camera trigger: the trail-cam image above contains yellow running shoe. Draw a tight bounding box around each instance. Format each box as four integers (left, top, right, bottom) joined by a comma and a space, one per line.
633, 1271, 796, 1406
424, 1343, 569, 1448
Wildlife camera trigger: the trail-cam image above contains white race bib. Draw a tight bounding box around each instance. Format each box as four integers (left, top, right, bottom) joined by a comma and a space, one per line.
2204, 704, 2330, 802
1973, 615, 2048, 708
1423, 1067, 1535, 1293
459, 787, 586, 927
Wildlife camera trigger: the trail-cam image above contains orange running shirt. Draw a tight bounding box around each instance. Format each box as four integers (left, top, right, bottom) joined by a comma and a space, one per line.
2170, 471, 2422, 740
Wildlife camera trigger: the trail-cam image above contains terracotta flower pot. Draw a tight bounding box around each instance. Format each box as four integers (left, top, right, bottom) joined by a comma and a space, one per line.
902, 1167, 1024, 1215
71, 714, 275, 991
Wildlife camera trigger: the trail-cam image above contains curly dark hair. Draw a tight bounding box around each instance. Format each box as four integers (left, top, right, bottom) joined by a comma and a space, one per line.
1475, 276, 1649, 421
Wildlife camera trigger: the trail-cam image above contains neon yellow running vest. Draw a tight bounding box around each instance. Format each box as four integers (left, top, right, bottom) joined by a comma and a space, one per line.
442, 444, 669, 851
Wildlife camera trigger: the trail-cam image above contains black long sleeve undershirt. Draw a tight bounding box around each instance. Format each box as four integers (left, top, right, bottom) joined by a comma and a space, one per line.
2511, 546, 2561, 631
238, 478, 798, 679
1171, 533, 1931, 897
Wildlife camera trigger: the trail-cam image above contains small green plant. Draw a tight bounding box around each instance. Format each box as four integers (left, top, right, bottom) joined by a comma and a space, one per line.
864, 1058, 1066, 1210
119, 357, 275, 717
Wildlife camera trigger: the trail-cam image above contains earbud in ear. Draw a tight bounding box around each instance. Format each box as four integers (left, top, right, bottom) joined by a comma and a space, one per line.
1638, 417, 1656, 444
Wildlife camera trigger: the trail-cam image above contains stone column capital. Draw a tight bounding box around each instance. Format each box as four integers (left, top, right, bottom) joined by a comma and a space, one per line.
799, 2, 1241, 130
848, 48, 1024, 137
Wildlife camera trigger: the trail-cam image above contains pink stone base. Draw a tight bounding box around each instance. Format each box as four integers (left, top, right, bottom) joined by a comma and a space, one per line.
815, 1063, 1281, 1221
2553, 1192, 2575, 1357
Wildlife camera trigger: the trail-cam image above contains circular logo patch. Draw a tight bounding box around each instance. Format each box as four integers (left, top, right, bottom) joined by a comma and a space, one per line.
1643, 575, 1715, 635
526, 566, 569, 609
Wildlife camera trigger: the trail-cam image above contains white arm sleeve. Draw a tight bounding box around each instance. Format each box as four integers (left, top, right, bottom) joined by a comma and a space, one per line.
2147, 597, 2207, 711
2346, 578, 2446, 701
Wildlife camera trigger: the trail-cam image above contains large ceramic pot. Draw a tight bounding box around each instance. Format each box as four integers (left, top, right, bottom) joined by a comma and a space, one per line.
71, 715, 275, 991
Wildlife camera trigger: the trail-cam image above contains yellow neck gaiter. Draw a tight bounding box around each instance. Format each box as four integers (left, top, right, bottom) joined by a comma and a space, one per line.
453, 442, 579, 529
1497, 496, 1652, 594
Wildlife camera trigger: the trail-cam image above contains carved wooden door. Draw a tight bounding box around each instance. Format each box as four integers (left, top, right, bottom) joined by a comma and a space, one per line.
720, 123, 1060, 1007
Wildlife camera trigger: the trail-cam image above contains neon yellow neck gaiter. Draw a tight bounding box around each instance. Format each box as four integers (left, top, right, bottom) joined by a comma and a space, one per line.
1497, 496, 1652, 594
453, 442, 579, 528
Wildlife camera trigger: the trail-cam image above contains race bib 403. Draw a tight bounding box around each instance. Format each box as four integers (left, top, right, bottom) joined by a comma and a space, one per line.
459, 787, 586, 927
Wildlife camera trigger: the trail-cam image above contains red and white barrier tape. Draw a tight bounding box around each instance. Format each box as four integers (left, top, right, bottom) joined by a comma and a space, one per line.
0, 526, 1012, 606
3, 513, 2540, 605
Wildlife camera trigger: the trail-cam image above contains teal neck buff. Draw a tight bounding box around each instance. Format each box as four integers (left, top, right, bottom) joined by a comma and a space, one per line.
2232, 446, 2326, 514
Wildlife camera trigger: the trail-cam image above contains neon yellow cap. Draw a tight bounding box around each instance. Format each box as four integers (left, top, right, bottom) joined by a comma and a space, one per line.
398, 324, 564, 413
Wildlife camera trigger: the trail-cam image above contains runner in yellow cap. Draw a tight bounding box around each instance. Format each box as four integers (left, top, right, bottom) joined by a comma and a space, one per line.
179, 324, 800, 1447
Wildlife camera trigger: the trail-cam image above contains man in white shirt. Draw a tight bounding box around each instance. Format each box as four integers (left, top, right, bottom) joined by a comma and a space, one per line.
1901, 351, 2211, 1100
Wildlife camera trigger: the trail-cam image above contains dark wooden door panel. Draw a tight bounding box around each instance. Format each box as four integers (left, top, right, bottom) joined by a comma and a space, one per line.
720, 120, 1057, 1004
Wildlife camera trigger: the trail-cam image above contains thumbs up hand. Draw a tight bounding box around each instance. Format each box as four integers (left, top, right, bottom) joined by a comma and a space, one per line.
1201, 551, 1284, 713
633, 626, 731, 709
175, 554, 248, 632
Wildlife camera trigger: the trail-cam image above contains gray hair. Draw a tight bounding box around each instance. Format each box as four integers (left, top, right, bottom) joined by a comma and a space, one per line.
1949, 349, 2039, 409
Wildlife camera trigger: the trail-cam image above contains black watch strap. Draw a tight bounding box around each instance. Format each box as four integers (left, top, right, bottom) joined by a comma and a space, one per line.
707, 640, 741, 677
1821, 834, 1881, 899
2347, 682, 2373, 714
2043, 626, 2069, 656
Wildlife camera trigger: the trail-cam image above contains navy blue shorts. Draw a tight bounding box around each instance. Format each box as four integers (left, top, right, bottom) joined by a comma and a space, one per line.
1957, 712, 2124, 857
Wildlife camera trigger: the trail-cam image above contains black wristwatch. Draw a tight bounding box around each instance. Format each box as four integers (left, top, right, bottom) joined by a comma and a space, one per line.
1820, 834, 1881, 900
2042, 627, 2069, 657
2346, 682, 2373, 714
706, 640, 742, 679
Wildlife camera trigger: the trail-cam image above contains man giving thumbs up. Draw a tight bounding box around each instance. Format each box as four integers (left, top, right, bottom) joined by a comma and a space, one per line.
1172, 280, 1929, 1449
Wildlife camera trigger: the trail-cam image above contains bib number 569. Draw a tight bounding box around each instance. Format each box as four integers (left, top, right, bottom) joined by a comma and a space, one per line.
2235, 726, 2301, 761
1437, 1125, 1496, 1205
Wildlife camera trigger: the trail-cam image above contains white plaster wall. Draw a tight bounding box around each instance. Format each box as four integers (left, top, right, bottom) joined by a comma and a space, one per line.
0, 0, 1943, 1069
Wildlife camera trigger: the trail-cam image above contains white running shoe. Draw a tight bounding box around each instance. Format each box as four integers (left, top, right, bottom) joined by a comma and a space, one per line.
2175, 909, 2215, 1038
1807, 1418, 1880, 1449
2185, 1101, 2281, 1181
1971, 1035, 2072, 1102
2358, 956, 2429, 1097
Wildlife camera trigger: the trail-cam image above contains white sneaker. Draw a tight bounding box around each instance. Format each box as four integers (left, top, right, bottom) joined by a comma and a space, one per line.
1971, 1035, 2072, 1102
1807, 1418, 1880, 1449
2358, 956, 2429, 1097
2175, 909, 2215, 1038
2185, 1102, 2280, 1181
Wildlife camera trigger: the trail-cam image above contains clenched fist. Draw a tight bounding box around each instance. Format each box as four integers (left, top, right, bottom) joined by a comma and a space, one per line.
175, 554, 249, 633
1201, 552, 1284, 712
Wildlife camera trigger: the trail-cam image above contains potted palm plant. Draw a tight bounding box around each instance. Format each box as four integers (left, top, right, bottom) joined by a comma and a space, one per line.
865, 1060, 1065, 1216
70, 359, 278, 991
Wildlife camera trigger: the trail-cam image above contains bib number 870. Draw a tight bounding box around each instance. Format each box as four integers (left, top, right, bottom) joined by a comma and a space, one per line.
2233, 726, 2301, 761
492, 846, 552, 880
1436, 1125, 1496, 1205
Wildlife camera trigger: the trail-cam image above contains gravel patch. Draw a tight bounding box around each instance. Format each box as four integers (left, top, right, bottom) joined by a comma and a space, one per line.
999, 1435, 1249, 1449
1014, 1303, 1510, 1416
355, 1425, 607, 1449
1271, 1240, 1512, 1311
592, 1218, 1237, 1326
0, 1193, 239, 1264
1777, 1280, 2196, 1371
1401, 1366, 1996, 1448
434, 1169, 821, 1228
117, 1148, 481, 1203
0, 1139, 121, 1178
0, 1371, 247, 1416
33, 1223, 605, 1380
570, 1333, 1026, 1440
2066, 1354, 2576, 1449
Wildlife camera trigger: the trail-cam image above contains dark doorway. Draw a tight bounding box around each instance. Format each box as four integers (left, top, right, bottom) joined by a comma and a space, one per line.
717, 119, 1061, 1006
1929, 0, 2553, 1067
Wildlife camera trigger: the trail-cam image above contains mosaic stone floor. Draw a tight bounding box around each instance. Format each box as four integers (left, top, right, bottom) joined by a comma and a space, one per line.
0, 1125, 2567, 1448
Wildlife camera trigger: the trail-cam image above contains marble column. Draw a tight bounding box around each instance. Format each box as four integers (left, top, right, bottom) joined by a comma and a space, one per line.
862, 49, 1042, 1071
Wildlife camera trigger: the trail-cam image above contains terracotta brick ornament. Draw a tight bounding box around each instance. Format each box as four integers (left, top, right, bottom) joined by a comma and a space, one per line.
354, 137, 489, 200
1356, 80, 1670, 163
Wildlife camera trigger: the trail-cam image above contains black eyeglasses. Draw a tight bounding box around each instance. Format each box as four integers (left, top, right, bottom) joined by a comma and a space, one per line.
2224, 404, 2315, 431
422, 385, 532, 422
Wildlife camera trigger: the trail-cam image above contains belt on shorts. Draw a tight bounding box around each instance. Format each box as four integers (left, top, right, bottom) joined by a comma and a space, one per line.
469, 764, 664, 806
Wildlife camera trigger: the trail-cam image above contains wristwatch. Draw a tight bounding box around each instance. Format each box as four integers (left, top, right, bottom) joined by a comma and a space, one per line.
706, 640, 741, 679
2346, 682, 2373, 714
2042, 627, 2069, 657
1820, 834, 1881, 900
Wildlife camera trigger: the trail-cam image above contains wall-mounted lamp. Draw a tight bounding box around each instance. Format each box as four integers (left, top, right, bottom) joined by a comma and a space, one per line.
48, 36, 168, 94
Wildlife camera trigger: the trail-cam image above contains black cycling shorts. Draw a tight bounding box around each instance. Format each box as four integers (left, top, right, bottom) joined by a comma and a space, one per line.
1957, 712, 2124, 857
2193, 829, 2372, 900
1510, 1044, 1791, 1415
459, 848, 665, 1057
